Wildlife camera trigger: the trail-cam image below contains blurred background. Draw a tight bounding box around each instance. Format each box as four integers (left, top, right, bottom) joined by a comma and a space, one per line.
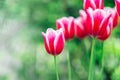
0, 0, 120, 80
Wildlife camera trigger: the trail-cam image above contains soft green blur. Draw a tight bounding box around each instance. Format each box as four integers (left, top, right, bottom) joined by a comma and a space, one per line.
0, 0, 120, 80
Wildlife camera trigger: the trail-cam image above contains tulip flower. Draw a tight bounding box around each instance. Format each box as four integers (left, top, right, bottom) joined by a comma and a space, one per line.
79, 8, 113, 80
56, 17, 75, 40
74, 17, 87, 38
80, 8, 113, 40
42, 28, 65, 80
83, 0, 104, 11
104, 7, 119, 28
42, 28, 65, 56
56, 17, 75, 80
115, 0, 120, 16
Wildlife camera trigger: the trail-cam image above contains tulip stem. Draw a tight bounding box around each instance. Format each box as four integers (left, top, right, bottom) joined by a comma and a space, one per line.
88, 38, 95, 80
100, 42, 104, 80
68, 51, 71, 80
54, 56, 59, 80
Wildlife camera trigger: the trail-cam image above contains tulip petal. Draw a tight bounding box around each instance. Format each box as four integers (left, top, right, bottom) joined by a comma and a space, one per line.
100, 0, 104, 9
68, 17, 75, 39
56, 17, 75, 40
56, 18, 65, 29
98, 25, 111, 40
79, 10, 87, 21
94, 0, 104, 9
42, 32, 51, 54
98, 13, 112, 36
85, 8, 94, 35
94, 0, 100, 8
56, 17, 69, 39
115, 0, 120, 16
104, 7, 119, 28
54, 29, 65, 55
75, 18, 86, 38
84, 0, 96, 10
46, 28, 56, 54
113, 9, 119, 28
98, 17, 113, 40
93, 9, 105, 36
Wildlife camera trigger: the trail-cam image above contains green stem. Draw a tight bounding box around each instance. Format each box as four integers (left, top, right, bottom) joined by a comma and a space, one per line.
68, 52, 71, 80
100, 42, 104, 80
54, 56, 59, 80
88, 38, 95, 80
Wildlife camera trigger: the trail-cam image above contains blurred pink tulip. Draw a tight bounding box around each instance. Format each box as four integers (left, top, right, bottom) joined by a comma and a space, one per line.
42, 28, 65, 56
80, 8, 113, 40
115, 0, 120, 16
56, 17, 75, 40
83, 0, 104, 11
104, 7, 119, 28
74, 17, 87, 39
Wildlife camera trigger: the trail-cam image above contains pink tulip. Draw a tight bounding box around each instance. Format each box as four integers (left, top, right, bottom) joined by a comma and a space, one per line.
81, 8, 113, 40
83, 0, 104, 11
42, 28, 65, 56
115, 0, 120, 16
74, 17, 87, 39
56, 17, 75, 40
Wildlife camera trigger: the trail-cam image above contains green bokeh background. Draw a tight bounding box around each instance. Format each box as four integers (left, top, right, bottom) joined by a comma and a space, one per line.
0, 0, 120, 80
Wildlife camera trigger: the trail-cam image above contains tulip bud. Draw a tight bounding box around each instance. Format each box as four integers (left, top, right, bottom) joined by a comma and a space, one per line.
56, 17, 75, 40
42, 28, 65, 56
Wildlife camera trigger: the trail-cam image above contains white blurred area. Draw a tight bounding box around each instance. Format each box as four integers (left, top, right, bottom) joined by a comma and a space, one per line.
0, 9, 25, 80
0, 8, 63, 80
0, 8, 40, 79
0, 0, 50, 79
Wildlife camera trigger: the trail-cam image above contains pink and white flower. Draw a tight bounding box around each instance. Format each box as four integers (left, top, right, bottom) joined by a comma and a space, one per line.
56, 17, 75, 40
42, 28, 65, 55
80, 8, 113, 40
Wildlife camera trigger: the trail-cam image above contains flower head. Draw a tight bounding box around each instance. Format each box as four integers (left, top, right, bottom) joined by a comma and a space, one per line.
80, 8, 113, 40
56, 17, 75, 40
42, 28, 65, 56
